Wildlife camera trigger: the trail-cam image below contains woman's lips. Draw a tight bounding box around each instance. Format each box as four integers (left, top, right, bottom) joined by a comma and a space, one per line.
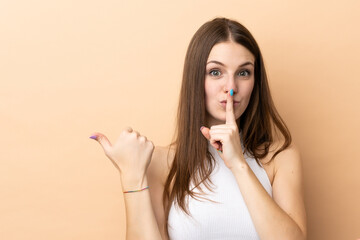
220, 101, 240, 108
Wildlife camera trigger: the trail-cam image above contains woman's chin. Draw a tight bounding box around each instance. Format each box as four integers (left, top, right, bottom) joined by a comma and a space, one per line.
206, 118, 224, 127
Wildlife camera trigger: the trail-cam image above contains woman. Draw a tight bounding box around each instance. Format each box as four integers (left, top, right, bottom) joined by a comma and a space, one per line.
90, 17, 307, 240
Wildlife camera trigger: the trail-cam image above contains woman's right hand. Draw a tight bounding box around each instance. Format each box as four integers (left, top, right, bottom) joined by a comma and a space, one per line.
90, 127, 155, 186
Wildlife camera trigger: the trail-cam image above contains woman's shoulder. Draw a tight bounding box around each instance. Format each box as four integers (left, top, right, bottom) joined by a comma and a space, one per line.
154, 144, 176, 167
259, 139, 301, 185
271, 140, 301, 176
148, 145, 176, 185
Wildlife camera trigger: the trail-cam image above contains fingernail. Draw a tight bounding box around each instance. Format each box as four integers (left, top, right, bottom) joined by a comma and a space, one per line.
89, 135, 97, 140
200, 126, 204, 132
230, 89, 234, 96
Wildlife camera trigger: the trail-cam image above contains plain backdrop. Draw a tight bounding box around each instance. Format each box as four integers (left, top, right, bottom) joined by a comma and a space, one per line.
1, 0, 359, 239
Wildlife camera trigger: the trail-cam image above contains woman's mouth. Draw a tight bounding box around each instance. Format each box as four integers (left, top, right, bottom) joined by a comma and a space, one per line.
220, 101, 240, 108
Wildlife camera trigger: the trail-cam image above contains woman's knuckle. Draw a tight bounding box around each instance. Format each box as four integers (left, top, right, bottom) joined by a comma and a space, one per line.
148, 141, 154, 148
130, 131, 138, 138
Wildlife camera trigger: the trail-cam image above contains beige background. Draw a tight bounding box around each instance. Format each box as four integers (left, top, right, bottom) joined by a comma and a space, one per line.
1, 0, 359, 239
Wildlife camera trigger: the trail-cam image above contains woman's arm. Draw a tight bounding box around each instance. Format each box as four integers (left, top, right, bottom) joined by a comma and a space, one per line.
201, 93, 306, 239
147, 146, 172, 240
122, 146, 170, 240
121, 175, 162, 240
90, 130, 166, 240
232, 143, 307, 240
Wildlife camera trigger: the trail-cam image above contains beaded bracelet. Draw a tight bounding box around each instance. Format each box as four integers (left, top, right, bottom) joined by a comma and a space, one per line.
123, 186, 149, 194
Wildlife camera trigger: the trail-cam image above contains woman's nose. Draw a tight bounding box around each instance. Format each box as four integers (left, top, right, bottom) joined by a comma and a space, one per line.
224, 75, 237, 94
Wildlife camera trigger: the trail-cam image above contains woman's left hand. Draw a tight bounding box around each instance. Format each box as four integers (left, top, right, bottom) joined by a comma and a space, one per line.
200, 92, 246, 170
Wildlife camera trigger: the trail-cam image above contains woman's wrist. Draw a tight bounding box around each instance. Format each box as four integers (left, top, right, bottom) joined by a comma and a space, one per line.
230, 158, 249, 174
120, 174, 148, 191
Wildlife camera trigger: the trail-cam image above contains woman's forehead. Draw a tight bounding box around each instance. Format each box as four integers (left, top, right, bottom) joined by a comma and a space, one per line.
207, 41, 255, 65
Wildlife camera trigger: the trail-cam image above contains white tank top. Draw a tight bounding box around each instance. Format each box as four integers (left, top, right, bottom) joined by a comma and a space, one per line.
168, 136, 272, 240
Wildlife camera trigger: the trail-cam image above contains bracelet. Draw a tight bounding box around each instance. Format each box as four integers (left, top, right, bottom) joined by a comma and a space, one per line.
123, 186, 149, 193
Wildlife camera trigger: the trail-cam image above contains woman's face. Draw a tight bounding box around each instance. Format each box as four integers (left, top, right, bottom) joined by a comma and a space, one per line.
205, 41, 255, 127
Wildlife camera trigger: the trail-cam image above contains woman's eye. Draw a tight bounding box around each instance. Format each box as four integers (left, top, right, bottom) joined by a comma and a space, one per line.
209, 70, 221, 77
239, 70, 250, 77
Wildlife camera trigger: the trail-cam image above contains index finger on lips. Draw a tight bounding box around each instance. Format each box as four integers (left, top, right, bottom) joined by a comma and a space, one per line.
226, 89, 236, 124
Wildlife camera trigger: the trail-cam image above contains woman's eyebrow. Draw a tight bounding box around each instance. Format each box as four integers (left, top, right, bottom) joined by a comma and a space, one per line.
206, 60, 254, 67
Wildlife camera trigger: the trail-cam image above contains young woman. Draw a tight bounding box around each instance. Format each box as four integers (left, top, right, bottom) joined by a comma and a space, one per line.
90, 17, 307, 240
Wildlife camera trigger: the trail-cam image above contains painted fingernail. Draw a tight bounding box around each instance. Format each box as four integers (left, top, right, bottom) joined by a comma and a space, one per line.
89, 135, 97, 140
230, 89, 234, 96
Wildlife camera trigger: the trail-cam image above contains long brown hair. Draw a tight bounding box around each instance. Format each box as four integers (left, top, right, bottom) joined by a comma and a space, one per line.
162, 17, 291, 236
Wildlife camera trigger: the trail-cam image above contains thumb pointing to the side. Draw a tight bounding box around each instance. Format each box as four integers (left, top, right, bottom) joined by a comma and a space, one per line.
89, 132, 113, 155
